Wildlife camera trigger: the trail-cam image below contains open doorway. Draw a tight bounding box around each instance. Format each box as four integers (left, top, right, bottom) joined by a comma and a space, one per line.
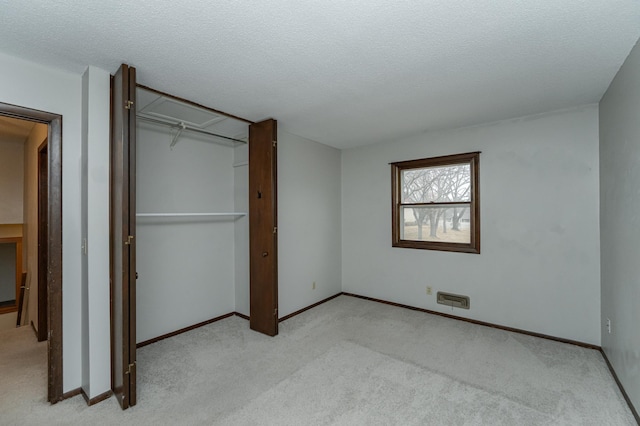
0, 115, 35, 327
0, 102, 63, 403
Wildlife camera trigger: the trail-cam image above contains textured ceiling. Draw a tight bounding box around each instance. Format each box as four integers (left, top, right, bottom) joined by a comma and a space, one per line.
1, 1, 639, 149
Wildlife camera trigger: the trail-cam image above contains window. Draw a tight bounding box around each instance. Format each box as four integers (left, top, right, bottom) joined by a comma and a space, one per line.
391, 152, 480, 253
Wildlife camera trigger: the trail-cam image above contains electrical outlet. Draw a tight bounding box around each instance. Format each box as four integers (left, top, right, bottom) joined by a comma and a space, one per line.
426, 286, 432, 295
312, 281, 316, 290
606, 318, 611, 334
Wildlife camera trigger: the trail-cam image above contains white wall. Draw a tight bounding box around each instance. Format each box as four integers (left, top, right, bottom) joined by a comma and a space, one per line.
81, 66, 111, 399
22, 123, 47, 329
234, 144, 249, 316
599, 38, 640, 412
0, 141, 24, 223
342, 105, 601, 345
136, 124, 236, 342
234, 129, 343, 318
0, 51, 83, 392
278, 130, 342, 318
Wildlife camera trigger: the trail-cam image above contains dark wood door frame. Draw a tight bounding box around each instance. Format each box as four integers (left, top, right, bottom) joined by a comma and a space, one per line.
37, 140, 49, 342
0, 102, 63, 403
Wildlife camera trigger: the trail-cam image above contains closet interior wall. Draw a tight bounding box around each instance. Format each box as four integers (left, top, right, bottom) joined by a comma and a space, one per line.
135, 88, 249, 343
233, 143, 250, 317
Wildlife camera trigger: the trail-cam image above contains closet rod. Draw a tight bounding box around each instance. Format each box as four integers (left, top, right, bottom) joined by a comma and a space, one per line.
137, 212, 246, 217
137, 115, 247, 144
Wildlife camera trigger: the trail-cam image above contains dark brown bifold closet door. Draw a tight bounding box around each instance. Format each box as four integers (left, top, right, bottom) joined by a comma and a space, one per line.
110, 63, 137, 409
249, 119, 278, 336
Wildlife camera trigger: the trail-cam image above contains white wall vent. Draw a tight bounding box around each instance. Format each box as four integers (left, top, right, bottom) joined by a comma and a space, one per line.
437, 292, 470, 309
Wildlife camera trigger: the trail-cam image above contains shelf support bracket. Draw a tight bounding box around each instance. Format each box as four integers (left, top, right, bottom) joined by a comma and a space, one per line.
170, 122, 187, 149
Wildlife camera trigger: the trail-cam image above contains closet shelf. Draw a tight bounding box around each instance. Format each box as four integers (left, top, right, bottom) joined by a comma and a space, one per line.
137, 115, 247, 146
136, 212, 247, 218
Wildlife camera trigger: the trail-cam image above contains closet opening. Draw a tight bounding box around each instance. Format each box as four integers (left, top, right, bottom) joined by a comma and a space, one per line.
110, 65, 278, 409
133, 85, 279, 340
134, 84, 254, 348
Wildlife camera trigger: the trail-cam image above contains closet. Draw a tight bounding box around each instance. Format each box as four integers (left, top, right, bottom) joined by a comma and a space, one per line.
110, 64, 278, 410
135, 86, 249, 344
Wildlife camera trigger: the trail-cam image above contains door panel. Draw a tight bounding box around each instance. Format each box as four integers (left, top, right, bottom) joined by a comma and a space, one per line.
126, 65, 137, 407
249, 119, 278, 336
37, 142, 48, 342
110, 63, 137, 409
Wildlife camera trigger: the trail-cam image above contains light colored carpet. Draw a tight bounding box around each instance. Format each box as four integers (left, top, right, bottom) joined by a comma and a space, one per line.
0, 295, 635, 425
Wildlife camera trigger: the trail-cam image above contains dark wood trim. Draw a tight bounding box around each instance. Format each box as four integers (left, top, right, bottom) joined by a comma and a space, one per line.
391, 151, 480, 254
137, 297, 345, 344
56, 387, 82, 403
0, 102, 63, 404
342, 292, 600, 350
48, 115, 63, 404
137, 313, 235, 348
0, 104, 58, 123
389, 151, 482, 168
136, 84, 254, 125
81, 389, 113, 406
233, 294, 344, 324
37, 139, 48, 342
80, 389, 89, 405
234, 312, 250, 321
400, 201, 472, 208
279, 293, 343, 322
393, 241, 480, 254
600, 349, 640, 424
472, 152, 480, 253
391, 160, 399, 250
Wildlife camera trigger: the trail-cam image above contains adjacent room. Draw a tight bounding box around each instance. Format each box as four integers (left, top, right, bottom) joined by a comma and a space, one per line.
0, 116, 49, 328
0, 1, 638, 424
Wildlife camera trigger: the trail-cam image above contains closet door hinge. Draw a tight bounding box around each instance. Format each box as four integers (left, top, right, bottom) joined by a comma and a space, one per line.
274, 308, 278, 317
273, 227, 277, 234
124, 235, 134, 245
125, 362, 136, 375
272, 140, 277, 148
124, 100, 134, 110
